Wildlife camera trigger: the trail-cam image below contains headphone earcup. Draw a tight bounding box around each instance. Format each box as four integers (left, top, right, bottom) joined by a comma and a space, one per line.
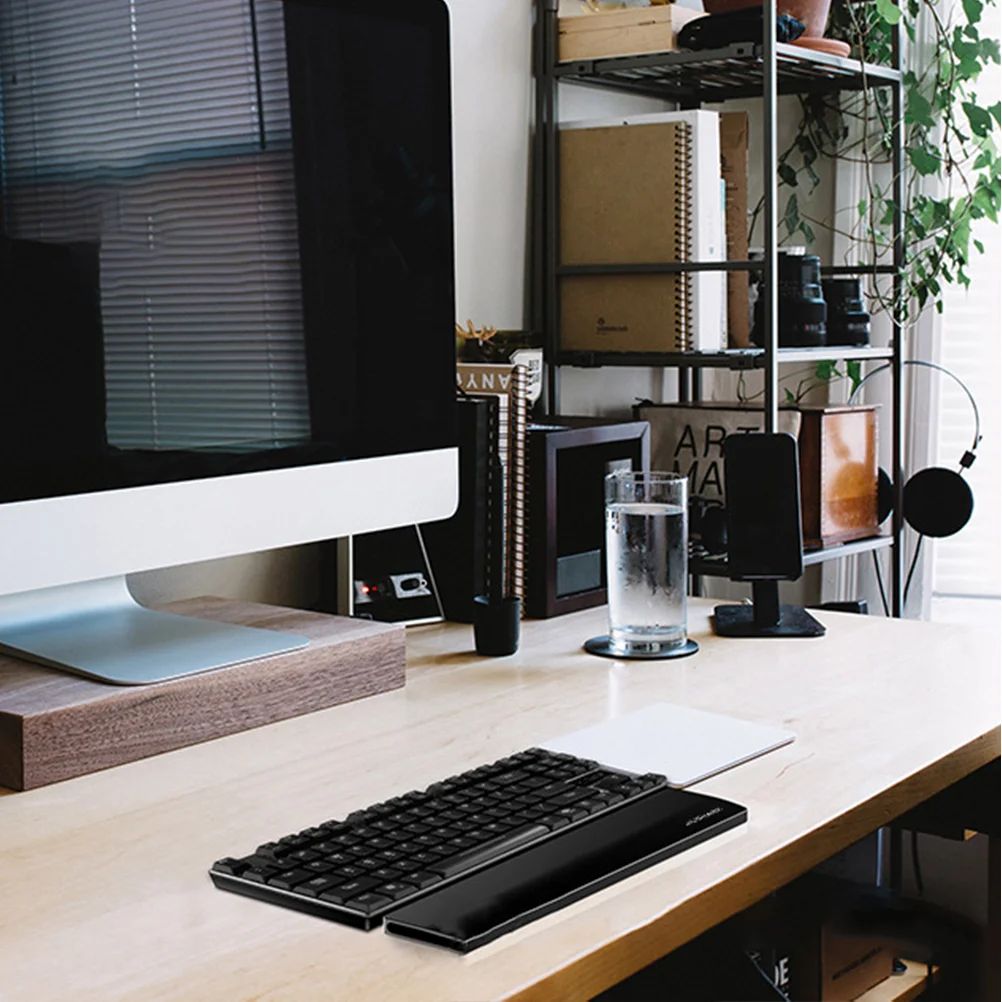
877, 468, 893, 525
903, 467, 974, 538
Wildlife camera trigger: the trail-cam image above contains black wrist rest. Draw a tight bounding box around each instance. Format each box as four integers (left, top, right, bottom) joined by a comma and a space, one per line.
383, 785, 748, 952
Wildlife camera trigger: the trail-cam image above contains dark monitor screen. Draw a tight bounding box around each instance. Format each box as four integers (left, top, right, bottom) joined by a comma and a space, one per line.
0, 0, 456, 505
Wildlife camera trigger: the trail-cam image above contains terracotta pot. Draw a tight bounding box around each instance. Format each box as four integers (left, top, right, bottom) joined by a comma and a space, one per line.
702, 0, 833, 39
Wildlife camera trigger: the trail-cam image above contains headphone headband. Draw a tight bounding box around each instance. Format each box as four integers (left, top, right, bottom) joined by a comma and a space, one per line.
848, 359, 981, 465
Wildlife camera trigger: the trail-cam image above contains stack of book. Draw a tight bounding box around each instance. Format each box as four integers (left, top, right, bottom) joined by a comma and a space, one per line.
421, 363, 530, 621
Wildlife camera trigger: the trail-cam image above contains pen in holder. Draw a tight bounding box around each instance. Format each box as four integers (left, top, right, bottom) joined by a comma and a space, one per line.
473, 452, 520, 656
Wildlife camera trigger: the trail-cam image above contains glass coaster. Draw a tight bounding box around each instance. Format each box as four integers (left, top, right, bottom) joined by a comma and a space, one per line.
583, 636, 699, 660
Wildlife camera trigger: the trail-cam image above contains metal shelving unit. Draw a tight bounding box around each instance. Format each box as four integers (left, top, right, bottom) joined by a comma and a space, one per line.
531, 0, 906, 613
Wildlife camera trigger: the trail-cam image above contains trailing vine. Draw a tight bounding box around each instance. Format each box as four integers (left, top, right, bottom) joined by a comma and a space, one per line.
749, 0, 1000, 392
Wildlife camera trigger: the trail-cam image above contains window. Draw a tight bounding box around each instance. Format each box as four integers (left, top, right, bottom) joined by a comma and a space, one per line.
930, 217, 1001, 618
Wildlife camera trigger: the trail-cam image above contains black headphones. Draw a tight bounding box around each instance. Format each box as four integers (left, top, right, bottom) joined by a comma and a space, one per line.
848, 360, 982, 538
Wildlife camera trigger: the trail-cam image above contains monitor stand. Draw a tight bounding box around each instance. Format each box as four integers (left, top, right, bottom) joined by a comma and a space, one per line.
0, 576, 310, 685
713, 581, 825, 638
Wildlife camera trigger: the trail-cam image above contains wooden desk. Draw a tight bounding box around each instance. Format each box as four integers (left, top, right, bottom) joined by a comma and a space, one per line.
1, 601, 998, 1001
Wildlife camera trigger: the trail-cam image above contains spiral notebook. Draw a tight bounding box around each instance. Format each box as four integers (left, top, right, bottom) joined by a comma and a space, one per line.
558, 110, 724, 353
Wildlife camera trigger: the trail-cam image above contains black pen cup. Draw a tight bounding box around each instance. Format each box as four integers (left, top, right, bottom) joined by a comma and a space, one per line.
473, 595, 521, 657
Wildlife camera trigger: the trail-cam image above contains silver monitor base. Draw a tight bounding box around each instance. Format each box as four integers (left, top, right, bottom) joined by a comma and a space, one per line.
0, 577, 310, 685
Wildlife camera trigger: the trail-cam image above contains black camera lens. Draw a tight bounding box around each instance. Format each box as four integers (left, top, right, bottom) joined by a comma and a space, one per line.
752, 251, 827, 347
822, 277, 871, 346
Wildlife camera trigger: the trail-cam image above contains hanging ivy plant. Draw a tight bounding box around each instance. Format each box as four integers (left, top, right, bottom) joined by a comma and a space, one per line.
756, 0, 1000, 341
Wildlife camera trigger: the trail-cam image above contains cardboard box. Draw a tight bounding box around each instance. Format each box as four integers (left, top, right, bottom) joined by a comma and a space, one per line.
820, 924, 894, 1001
720, 111, 750, 347
742, 874, 895, 1002
798, 405, 879, 548
634, 401, 802, 501
558, 5, 702, 63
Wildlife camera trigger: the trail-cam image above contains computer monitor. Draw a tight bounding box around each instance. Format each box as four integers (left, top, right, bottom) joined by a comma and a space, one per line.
0, 0, 458, 684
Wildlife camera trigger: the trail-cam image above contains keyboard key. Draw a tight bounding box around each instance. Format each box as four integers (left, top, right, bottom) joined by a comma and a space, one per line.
335, 877, 381, 898
286, 849, 321, 863
430, 823, 549, 879
267, 868, 314, 890
211, 858, 247, 876
575, 798, 611, 814
345, 892, 393, 914
374, 881, 417, 901
332, 865, 365, 879
304, 860, 335, 874
546, 788, 591, 808
241, 854, 280, 871
411, 850, 445, 866
538, 814, 571, 830
406, 870, 444, 889
552, 806, 588, 823
319, 850, 357, 867
241, 866, 280, 883
297, 875, 345, 898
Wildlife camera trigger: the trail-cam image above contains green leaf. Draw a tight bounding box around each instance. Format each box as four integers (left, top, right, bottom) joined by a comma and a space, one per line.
857, 199, 868, 217
981, 38, 1001, 63
784, 388, 797, 406
799, 220, 816, 244
874, 0, 901, 24
974, 239, 985, 254
962, 0, 983, 25
963, 101, 994, 138
846, 360, 863, 394
988, 101, 1001, 126
778, 163, 798, 187
908, 146, 940, 176
784, 193, 800, 237
906, 91, 935, 128
814, 359, 840, 382
795, 135, 818, 166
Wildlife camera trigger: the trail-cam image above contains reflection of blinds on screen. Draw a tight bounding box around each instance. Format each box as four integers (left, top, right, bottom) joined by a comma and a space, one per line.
0, 0, 309, 451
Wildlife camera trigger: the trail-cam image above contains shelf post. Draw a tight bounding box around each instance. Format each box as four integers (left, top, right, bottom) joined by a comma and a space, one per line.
534, 0, 561, 414
762, 0, 779, 434
890, 19, 905, 617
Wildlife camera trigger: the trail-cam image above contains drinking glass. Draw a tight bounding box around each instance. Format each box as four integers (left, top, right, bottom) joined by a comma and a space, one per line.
603, 470, 690, 657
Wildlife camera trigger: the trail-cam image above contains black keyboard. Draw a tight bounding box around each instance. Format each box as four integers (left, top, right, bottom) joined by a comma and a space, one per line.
210, 747, 747, 948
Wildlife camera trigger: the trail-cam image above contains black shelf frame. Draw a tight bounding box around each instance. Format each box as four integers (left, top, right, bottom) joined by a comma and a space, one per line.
692, 533, 894, 578
531, 0, 906, 615
553, 40, 902, 103
554, 345, 893, 370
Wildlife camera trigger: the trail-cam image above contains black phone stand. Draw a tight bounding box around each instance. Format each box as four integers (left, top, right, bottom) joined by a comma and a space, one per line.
714, 581, 825, 638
